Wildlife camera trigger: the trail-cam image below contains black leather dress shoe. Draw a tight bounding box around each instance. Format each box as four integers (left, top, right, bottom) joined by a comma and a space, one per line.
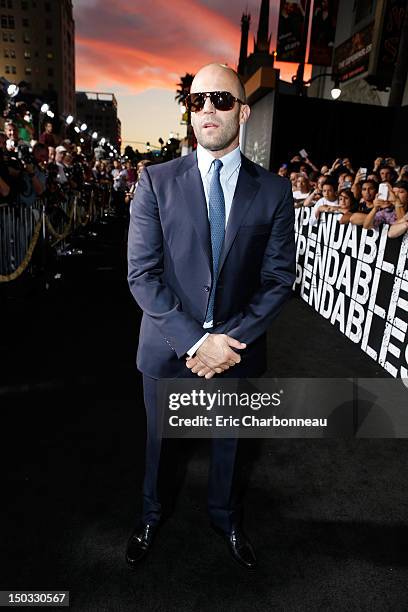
211, 524, 257, 570
126, 523, 158, 567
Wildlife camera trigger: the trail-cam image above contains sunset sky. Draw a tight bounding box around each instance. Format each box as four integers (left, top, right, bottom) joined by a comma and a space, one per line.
73, 0, 310, 151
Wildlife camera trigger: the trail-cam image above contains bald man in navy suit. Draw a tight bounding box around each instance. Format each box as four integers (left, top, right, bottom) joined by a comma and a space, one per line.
127, 63, 295, 569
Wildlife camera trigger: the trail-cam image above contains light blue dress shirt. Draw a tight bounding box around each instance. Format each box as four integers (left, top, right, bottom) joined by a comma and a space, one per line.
187, 144, 242, 356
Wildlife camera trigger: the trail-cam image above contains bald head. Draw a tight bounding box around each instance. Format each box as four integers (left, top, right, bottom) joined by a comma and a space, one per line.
191, 63, 246, 102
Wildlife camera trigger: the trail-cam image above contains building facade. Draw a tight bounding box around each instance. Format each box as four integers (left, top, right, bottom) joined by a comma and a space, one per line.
75, 91, 122, 150
0, 0, 75, 115
308, 0, 408, 106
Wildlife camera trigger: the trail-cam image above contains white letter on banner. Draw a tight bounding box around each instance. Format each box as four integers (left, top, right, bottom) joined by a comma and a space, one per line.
296, 233, 306, 265
314, 242, 328, 279
330, 217, 345, 250
377, 225, 395, 274
325, 248, 340, 285
368, 268, 386, 319
341, 223, 358, 258
352, 260, 372, 305
295, 263, 303, 286
361, 309, 378, 361
396, 232, 408, 279
304, 239, 316, 272
330, 292, 345, 333
317, 214, 332, 245
345, 300, 365, 343
302, 206, 311, 226
379, 322, 405, 378
301, 266, 312, 302
336, 255, 352, 297
359, 228, 378, 264
320, 282, 334, 318
309, 277, 324, 311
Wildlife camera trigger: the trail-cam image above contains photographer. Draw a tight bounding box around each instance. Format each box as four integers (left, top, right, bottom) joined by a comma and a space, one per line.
18, 143, 48, 207
0, 132, 11, 201
0, 125, 27, 205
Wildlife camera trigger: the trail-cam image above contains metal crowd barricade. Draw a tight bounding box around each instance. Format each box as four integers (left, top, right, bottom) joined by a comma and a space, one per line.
0, 183, 112, 283
0, 200, 44, 280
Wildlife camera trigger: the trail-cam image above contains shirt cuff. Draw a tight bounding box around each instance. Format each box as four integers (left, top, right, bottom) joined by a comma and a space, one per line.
187, 333, 210, 357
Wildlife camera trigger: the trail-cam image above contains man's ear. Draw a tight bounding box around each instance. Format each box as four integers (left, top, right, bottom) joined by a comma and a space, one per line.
239, 104, 250, 125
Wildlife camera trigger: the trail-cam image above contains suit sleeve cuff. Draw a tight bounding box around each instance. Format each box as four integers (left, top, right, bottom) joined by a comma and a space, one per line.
186, 333, 210, 357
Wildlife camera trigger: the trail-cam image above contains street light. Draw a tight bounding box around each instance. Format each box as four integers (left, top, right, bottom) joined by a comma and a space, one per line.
80, 123, 87, 132
298, 72, 342, 100
330, 83, 342, 100
7, 83, 19, 97
40, 103, 49, 113
92, 131, 98, 139
65, 114, 74, 125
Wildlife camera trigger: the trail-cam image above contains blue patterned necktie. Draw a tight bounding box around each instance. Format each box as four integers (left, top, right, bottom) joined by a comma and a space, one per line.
205, 158, 225, 324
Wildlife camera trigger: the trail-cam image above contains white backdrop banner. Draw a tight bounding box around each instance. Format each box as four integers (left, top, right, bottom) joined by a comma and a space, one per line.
294, 208, 408, 380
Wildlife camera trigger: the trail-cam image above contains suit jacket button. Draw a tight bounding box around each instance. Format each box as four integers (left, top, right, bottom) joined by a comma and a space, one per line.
204, 286, 210, 292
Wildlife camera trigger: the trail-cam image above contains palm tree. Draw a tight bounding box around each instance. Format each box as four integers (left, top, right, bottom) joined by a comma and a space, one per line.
175, 73, 194, 105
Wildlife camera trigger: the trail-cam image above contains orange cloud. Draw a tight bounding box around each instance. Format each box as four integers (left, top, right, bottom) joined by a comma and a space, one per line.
75, 0, 241, 93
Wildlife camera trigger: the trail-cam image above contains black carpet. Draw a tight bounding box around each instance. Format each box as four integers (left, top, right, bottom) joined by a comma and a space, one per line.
1, 215, 407, 612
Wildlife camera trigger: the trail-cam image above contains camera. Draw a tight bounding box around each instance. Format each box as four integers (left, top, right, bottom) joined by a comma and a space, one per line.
17, 144, 35, 166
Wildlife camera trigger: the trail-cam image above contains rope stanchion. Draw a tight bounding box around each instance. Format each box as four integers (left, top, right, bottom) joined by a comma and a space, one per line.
45, 202, 75, 246
0, 219, 42, 283
1, 185, 109, 283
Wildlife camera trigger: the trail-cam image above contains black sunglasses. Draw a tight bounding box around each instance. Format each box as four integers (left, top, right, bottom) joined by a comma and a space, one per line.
185, 91, 245, 112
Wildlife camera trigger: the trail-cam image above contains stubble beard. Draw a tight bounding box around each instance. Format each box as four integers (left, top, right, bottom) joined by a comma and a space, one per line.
193, 112, 240, 153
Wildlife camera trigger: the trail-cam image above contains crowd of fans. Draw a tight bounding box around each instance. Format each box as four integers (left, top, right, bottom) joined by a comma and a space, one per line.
0, 117, 151, 217
3, 115, 407, 244
278, 154, 408, 239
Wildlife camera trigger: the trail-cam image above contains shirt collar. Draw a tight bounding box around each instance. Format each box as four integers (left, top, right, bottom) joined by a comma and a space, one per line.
197, 143, 241, 181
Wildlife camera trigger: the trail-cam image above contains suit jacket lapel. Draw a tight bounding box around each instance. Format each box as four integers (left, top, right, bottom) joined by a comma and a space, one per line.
218, 155, 260, 274
175, 152, 212, 273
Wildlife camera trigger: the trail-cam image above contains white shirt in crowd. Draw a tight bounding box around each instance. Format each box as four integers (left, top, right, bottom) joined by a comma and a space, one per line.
309, 197, 339, 225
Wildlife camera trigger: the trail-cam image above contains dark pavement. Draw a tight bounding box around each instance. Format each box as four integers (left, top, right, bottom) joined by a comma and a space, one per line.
1, 214, 407, 612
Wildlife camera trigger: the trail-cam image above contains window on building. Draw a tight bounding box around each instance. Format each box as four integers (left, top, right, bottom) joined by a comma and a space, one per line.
11, 65, 16, 73
3, 49, 8, 57
46, 36, 52, 45
45, 18, 51, 29
2, 32, 8, 41
4, 65, 10, 73
24, 50, 30, 59
22, 17, 29, 27
47, 52, 53, 59
10, 48, 15, 57
47, 67, 53, 76
47, 83, 53, 90
45, 1, 50, 10
0, 0, 6, 7
1, 0, 12, 7
21, 0, 28, 8
7, 0, 12, 7
25, 66, 31, 75
23, 33, 30, 43
9, 32, 14, 41
2, 14, 15, 28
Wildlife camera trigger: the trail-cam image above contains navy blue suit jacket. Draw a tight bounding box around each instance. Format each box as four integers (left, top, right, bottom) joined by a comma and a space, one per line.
127, 151, 295, 379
